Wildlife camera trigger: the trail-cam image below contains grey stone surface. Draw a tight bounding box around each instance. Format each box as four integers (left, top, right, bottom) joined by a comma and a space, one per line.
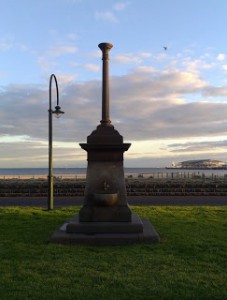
66, 213, 143, 233
49, 215, 160, 246
79, 202, 132, 222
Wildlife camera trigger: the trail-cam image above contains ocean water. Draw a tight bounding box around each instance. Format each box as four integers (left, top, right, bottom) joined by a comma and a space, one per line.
0, 167, 226, 177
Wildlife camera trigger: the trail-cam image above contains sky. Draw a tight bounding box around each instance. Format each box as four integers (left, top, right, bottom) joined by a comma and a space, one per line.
1, 0, 227, 168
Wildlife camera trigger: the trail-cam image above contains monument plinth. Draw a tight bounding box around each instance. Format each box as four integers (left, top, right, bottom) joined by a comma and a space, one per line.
50, 43, 160, 245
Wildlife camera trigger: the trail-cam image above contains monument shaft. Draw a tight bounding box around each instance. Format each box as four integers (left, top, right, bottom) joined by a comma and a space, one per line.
98, 43, 113, 126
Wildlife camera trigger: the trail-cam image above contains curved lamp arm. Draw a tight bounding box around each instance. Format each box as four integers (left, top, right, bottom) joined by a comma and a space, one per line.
49, 74, 64, 117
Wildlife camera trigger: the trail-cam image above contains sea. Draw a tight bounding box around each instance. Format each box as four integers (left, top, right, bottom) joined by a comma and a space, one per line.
0, 168, 227, 178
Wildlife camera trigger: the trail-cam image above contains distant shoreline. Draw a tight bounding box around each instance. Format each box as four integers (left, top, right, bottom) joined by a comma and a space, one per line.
0, 169, 227, 180
0, 174, 86, 180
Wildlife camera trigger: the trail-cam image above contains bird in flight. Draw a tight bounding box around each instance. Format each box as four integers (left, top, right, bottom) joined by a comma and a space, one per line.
163, 46, 167, 51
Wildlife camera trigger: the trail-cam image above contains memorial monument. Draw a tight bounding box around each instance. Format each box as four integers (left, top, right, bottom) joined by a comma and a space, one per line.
50, 43, 160, 245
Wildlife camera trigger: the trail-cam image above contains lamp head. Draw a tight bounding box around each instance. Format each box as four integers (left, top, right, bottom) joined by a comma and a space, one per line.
53, 105, 65, 118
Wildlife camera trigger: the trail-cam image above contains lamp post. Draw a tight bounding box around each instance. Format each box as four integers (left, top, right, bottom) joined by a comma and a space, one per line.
48, 74, 64, 210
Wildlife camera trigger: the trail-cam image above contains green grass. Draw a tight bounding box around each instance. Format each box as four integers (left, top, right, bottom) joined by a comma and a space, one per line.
0, 206, 227, 300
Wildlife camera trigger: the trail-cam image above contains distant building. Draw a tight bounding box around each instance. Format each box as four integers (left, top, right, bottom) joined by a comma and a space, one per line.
167, 159, 226, 169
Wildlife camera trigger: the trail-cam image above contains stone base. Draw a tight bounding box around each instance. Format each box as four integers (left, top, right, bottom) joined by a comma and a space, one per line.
67, 213, 143, 233
79, 204, 132, 222
49, 213, 160, 246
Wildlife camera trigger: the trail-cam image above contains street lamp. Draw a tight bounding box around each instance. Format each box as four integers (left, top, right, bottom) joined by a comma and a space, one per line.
48, 74, 64, 210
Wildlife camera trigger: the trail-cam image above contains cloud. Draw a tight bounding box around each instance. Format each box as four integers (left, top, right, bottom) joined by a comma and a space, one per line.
52, 74, 76, 86
95, 1, 129, 23
1, 65, 227, 167
222, 65, 227, 72
140, 52, 152, 58
94, 11, 118, 23
37, 40, 78, 75
47, 45, 77, 57
182, 59, 215, 74
217, 53, 226, 61
0, 36, 31, 54
0, 140, 85, 168
167, 140, 227, 153
0, 37, 13, 51
84, 64, 100, 72
113, 2, 130, 11
112, 51, 152, 66
113, 53, 143, 64
66, 33, 78, 41
202, 86, 227, 97
0, 69, 216, 140
0, 134, 31, 143
0, 72, 7, 78
133, 66, 155, 73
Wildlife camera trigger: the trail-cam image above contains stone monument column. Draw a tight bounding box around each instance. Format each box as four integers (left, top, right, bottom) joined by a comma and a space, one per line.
50, 42, 160, 245
99, 43, 112, 126
78, 42, 132, 222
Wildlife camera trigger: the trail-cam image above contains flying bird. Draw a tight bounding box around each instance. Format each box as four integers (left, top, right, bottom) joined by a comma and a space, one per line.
163, 46, 167, 51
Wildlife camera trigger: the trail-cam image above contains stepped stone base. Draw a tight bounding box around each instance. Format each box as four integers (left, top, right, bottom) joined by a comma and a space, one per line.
49, 213, 160, 246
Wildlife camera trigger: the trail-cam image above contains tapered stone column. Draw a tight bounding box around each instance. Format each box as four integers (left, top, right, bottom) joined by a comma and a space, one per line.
79, 43, 132, 222
99, 43, 112, 126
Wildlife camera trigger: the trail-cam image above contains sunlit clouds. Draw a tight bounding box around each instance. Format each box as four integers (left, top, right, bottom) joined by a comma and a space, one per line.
1, 0, 227, 167
1, 57, 227, 167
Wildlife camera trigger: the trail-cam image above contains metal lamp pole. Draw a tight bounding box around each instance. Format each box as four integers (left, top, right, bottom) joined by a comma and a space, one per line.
48, 74, 64, 210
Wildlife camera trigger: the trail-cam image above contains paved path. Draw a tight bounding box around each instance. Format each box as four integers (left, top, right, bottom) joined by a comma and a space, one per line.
0, 195, 226, 207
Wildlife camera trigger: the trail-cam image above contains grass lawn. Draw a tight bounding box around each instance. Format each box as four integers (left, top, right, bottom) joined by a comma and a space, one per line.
0, 206, 226, 300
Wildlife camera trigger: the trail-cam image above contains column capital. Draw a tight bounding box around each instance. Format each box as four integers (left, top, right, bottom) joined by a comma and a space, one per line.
98, 42, 113, 126
98, 43, 113, 60
98, 42, 113, 52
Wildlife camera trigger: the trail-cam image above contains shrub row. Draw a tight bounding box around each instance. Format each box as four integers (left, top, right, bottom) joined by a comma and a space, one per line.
0, 179, 227, 197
